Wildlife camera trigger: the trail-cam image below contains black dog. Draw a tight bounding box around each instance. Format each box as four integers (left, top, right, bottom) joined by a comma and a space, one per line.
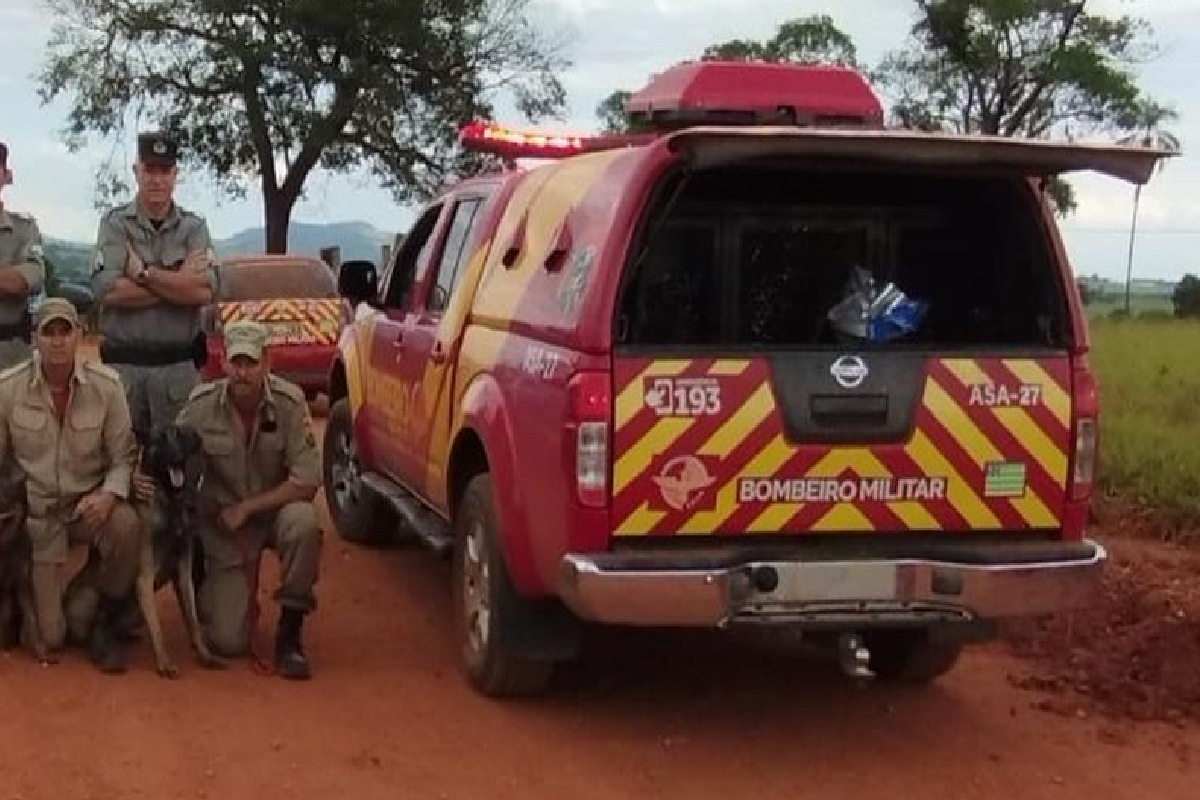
67, 423, 222, 677
0, 461, 51, 665
136, 422, 223, 676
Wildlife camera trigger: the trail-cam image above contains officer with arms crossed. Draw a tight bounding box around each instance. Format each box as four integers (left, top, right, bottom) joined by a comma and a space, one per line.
91, 131, 219, 441
0, 141, 47, 369
0, 298, 141, 672
149, 320, 323, 680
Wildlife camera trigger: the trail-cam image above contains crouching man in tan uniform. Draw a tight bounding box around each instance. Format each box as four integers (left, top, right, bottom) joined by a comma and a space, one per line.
0, 298, 140, 672
168, 320, 322, 679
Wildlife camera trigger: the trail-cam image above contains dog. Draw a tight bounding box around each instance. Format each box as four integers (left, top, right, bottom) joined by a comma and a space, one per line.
135, 422, 223, 677
0, 461, 52, 665
66, 423, 222, 677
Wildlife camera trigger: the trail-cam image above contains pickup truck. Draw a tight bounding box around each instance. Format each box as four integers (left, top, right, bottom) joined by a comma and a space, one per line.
321, 60, 1173, 697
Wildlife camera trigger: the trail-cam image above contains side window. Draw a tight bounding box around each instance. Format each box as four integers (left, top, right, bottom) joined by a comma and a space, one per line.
382, 203, 444, 309
427, 198, 483, 313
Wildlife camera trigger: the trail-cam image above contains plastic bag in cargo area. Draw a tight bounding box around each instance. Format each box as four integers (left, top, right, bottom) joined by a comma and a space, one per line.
827, 266, 928, 342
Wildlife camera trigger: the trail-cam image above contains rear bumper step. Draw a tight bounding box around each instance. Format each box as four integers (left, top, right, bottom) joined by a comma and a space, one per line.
558, 540, 1106, 628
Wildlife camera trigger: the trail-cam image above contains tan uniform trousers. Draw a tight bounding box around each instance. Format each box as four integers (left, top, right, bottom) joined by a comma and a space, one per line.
28, 501, 142, 650
199, 501, 322, 657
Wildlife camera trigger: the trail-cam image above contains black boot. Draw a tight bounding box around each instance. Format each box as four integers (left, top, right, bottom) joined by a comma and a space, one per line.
274, 607, 311, 680
90, 595, 128, 674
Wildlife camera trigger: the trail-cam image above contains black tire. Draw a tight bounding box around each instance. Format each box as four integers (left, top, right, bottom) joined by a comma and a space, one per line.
453, 474, 555, 697
323, 397, 393, 546
866, 631, 963, 684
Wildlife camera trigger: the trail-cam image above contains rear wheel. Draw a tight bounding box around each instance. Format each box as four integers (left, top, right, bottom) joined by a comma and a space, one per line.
323, 397, 393, 546
866, 631, 963, 684
454, 474, 555, 697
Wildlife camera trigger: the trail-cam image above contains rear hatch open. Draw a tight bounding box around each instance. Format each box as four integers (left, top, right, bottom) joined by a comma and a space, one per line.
610, 129, 1168, 538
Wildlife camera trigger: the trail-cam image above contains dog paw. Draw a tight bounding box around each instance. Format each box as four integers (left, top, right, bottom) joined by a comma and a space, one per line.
157, 663, 181, 680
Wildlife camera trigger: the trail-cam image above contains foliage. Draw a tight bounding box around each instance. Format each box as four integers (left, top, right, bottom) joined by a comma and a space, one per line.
1171, 274, 1200, 319
871, 0, 1178, 215
595, 14, 857, 133
1090, 318, 1200, 525
38, 0, 570, 252
1077, 279, 1094, 306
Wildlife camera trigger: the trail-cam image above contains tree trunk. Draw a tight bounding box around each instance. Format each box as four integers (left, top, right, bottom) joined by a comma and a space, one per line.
263, 192, 296, 254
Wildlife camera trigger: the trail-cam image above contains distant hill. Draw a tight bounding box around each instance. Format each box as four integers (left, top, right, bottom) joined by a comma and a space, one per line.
44, 220, 397, 287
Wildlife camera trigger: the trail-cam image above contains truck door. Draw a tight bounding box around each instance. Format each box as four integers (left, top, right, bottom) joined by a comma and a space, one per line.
391, 193, 489, 497
365, 201, 447, 485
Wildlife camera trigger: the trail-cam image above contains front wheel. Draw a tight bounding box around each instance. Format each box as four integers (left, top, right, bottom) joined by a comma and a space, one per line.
453, 474, 555, 697
322, 397, 393, 546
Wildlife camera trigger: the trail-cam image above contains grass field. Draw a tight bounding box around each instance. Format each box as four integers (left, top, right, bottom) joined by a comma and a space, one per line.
1089, 316, 1200, 530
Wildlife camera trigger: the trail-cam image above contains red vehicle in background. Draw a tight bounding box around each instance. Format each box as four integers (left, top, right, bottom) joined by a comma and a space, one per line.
202, 253, 353, 399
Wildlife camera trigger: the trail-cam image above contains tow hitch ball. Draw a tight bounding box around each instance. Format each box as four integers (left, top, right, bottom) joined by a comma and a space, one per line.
837, 633, 874, 680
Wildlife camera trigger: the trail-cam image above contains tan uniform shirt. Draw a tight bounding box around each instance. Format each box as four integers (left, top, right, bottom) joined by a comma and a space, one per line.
0, 358, 136, 518
90, 200, 220, 350
177, 374, 321, 510
0, 207, 46, 327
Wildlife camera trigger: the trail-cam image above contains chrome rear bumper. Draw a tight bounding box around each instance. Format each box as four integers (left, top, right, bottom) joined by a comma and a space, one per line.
557, 540, 1107, 628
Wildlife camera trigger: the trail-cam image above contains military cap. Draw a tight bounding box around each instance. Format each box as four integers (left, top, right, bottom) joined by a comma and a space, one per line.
225, 319, 269, 361
0, 141, 8, 168
35, 297, 80, 331
137, 131, 178, 165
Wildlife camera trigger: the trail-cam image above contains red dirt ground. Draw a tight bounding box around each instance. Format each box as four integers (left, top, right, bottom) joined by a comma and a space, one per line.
0, 340, 1194, 798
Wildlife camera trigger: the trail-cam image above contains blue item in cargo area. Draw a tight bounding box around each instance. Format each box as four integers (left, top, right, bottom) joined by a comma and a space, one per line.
827, 266, 928, 343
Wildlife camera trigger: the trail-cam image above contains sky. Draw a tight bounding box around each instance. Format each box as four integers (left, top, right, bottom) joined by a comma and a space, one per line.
1, 0, 1199, 281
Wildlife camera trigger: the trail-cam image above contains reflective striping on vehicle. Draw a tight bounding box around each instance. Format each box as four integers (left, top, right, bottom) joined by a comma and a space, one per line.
612, 356, 1073, 536
218, 298, 344, 344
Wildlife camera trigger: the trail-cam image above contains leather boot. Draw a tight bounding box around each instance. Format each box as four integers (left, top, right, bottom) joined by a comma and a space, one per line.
90, 595, 128, 674
274, 607, 311, 680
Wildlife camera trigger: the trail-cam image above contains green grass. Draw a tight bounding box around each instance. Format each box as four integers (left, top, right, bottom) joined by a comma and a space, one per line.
1089, 317, 1200, 526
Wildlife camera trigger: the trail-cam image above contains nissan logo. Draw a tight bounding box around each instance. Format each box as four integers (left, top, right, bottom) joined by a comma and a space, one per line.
830, 355, 868, 389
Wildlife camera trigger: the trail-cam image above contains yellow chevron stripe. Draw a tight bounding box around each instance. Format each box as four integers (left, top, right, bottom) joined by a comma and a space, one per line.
1002, 359, 1071, 429
923, 378, 1057, 526
615, 501, 667, 535
615, 361, 691, 429
698, 384, 775, 457
708, 360, 752, 376
939, 361, 1069, 488
813, 504, 874, 532
749, 501, 804, 533
942, 359, 991, 387
991, 407, 1069, 483
613, 418, 695, 495
906, 429, 1002, 528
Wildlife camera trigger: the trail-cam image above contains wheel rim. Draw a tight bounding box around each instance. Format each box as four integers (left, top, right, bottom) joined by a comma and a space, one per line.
330, 427, 363, 513
462, 518, 491, 655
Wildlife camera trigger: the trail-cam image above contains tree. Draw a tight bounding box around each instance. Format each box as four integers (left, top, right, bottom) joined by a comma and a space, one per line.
873, 0, 1177, 215
595, 14, 858, 133
1171, 274, 1200, 319
1076, 279, 1094, 306
39, 0, 570, 253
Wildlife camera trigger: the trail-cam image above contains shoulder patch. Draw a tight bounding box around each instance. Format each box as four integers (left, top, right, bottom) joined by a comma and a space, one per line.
268, 374, 307, 405
81, 361, 121, 383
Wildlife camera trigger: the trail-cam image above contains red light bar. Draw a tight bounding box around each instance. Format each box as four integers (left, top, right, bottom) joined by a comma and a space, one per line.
460, 121, 652, 159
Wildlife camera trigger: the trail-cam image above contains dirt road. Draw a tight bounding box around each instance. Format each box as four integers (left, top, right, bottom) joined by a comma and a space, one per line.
3, 413, 1198, 799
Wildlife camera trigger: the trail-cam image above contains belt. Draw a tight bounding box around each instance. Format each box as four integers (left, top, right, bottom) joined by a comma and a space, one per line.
100, 342, 196, 367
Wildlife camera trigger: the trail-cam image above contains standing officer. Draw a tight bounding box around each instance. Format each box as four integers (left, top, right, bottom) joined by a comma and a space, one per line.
0, 141, 47, 369
166, 320, 323, 680
91, 131, 220, 442
0, 298, 141, 673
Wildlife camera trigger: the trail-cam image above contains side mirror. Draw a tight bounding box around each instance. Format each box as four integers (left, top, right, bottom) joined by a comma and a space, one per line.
337, 260, 378, 306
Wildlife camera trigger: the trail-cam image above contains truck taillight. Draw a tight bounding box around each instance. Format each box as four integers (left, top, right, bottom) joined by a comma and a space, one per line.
568, 371, 611, 508
1070, 366, 1099, 502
